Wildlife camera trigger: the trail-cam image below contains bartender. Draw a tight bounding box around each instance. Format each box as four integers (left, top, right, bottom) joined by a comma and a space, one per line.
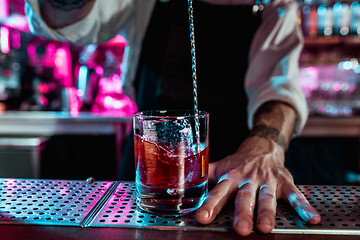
25, 0, 320, 236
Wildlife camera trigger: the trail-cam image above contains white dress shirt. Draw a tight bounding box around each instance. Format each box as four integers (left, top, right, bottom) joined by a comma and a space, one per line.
24, 0, 308, 134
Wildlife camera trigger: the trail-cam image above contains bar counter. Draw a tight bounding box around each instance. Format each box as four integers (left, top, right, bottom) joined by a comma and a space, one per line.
1, 225, 359, 240
0, 179, 359, 240
0, 114, 359, 239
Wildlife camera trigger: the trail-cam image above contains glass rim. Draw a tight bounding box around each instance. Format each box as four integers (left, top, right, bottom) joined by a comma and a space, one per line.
133, 110, 209, 119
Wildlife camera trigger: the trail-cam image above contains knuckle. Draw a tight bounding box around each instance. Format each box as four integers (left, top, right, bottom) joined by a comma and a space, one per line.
236, 189, 253, 199
227, 169, 241, 179
217, 169, 240, 183
208, 188, 226, 200
260, 192, 275, 200
257, 209, 276, 218
259, 186, 275, 199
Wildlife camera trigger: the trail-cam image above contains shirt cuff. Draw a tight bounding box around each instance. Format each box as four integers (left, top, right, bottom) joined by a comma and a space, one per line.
247, 85, 309, 137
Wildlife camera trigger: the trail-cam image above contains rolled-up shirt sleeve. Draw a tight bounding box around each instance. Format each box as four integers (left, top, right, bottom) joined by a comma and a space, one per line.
245, 0, 307, 135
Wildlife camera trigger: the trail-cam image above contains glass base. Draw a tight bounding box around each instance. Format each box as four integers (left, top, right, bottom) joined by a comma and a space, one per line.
136, 181, 207, 217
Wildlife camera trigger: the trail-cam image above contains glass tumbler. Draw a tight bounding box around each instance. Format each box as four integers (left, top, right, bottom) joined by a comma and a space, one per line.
133, 110, 209, 216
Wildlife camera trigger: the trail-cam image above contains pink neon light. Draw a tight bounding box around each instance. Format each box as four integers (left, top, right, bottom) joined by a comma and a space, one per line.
106, 35, 127, 46
37, 83, 50, 94
70, 107, 79, 117
42, 43, 56, 67
332, 83, 342, 92
112, 74, 123, 93
102, 35, 127, 62
27, 44, 37, 66
113, 99, 124, 109
104, 96, 113, 107
0, 0, 9, 19
95, 65, 104, 76
11, 30, 21, 49
55, 58, 64, 67
98, 74, 123, 94
92, 93, 138, 117
0, 25, 10, 54
3, 14, 30, 33
2, 69, 11, 77
68, 87, 80, 117
77, 89, 84, 98
38, 95, 49, 107
54, 47, 72, 87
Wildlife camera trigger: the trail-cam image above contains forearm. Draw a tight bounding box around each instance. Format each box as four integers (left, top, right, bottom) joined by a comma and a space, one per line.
250, 101, 297, 151
40, 0, 96, 29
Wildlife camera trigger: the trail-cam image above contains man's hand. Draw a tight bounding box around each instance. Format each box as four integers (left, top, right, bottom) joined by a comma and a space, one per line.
195, 101, 321, 236
195, 136, 320, 236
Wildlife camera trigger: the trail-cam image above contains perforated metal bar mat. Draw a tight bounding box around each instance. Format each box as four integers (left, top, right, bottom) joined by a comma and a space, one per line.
0, 179, 359, 235
88, 182, 234, 230
89, 183, 360, 235
0, 178, 114, 226
273, 185, 360, 235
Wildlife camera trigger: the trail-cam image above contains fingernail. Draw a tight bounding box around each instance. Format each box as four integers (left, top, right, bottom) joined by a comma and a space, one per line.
197, 210, 209, 219
306, 211, 320, 221
259, 217, 272, 226
297, 208, 318, 222
235, 219, 249, 229
298, 209, 309, 222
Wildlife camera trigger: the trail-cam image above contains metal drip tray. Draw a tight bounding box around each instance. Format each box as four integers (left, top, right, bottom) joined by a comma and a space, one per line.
274, 185, 360, 234
0, 178, 113, 226
89, 182, 234, 230
0, 179, 359, 235
89, 183, 360, 234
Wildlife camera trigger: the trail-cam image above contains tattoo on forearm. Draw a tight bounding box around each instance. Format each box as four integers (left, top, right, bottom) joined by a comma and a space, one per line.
249, 125, 287, 151
48, 0, 93, 11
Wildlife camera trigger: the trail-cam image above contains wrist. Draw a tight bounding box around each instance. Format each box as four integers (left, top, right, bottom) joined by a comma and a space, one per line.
253, 101, 297, 143
248, 125, 287, 152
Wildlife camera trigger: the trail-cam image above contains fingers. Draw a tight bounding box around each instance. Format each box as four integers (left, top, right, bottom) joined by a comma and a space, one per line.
200, 161, 321, 238
195, 176, 238, 225
207, 162, 217, 182
282, 186, 321, 224
256, 184, 277, 234
233, 181, 257, 237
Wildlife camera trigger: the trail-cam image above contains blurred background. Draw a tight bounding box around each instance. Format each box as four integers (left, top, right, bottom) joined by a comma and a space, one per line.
0, 0, 137, 181
0, 0, 359, 185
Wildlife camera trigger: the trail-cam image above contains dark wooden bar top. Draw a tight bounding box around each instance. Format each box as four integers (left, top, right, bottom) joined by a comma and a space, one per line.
1, 224, 360, 240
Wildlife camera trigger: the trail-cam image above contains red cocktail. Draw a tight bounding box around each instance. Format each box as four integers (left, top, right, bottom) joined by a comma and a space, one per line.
133, 110, 209, 216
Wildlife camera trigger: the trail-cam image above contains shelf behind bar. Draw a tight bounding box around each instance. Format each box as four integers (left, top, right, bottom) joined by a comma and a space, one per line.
0, 111, 359, 138
0, 111, 132, 136
301, 117, 360, 137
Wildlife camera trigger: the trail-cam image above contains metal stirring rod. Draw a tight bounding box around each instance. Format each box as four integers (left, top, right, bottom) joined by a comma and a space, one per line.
188, 0, 201, 155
